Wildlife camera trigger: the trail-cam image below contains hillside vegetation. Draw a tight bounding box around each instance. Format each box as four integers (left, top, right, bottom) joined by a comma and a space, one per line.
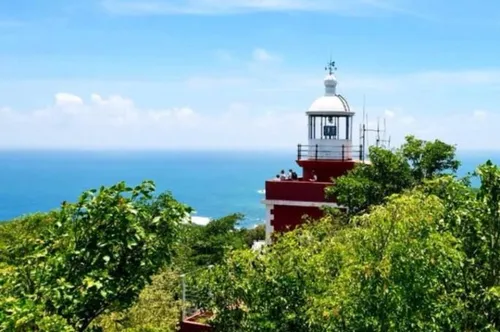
2, 135, 500, 331
0, 182, 264, 331
191, 136, 500, 331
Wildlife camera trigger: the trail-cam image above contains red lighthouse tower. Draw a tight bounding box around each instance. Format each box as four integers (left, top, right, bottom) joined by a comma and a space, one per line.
263, 61, 364, 243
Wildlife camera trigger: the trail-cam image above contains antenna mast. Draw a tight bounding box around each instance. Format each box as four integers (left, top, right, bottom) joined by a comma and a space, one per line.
378, 117, 391, 149
363, 95, 366, 159
361, 97, 392, 155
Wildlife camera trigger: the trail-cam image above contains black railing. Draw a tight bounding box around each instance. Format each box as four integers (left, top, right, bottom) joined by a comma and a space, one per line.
297, 144, 364, 161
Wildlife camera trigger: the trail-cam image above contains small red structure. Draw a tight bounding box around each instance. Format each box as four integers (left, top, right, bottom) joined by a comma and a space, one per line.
263, 61, 365, 242
179, 312, 213, 332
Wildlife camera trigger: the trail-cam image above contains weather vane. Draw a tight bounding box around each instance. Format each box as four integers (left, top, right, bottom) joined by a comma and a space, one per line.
325, 59, 337, 75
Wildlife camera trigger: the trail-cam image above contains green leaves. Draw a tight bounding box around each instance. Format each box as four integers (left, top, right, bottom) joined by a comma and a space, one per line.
191, 158, 500, 331
0, 180, 190, 331
401, 135, 460, 181
174, 213, 252, 271
97, 268, 182, 332
0, 296, 75, 331
192, 193, 466, 331
328, 135, 460, 215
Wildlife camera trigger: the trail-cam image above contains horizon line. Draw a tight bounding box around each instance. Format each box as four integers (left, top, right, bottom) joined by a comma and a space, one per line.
0, 148, 499, 153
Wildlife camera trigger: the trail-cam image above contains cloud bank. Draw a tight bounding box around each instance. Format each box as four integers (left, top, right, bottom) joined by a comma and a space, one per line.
1, 44, 499, 151
0, 90, 496, 151
0, 93, 305, 150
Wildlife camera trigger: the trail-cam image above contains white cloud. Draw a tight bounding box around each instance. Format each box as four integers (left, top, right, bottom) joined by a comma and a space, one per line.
2, 65, 500, 151
55, 93, 84, 106
100, 0, 414, 16
1, 91, 499, 151
0, 93, 305, 150
252, 48, 279, 63
399, 115, 415, 125
378, 109, 500, 150
384, 109, 395, 118
472, 110, 487, 121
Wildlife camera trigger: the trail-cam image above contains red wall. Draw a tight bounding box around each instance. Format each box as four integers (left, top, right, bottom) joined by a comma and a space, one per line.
265, 160, 359, 239
179, 322, 212, 332
271, 205, 324, 233
297, 160, 357, 182
265, 180, 335, 203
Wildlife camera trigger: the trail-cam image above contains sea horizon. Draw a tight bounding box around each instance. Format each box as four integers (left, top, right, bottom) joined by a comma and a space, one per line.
1, 149, 499, 227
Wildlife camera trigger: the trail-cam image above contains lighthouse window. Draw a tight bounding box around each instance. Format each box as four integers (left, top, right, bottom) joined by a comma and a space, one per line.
323, 125, 336, 137
308, 115, 354, 140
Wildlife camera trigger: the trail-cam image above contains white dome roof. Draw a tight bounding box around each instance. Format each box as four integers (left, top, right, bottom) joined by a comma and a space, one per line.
309, 95, 348, 113
307, 73, 352, 114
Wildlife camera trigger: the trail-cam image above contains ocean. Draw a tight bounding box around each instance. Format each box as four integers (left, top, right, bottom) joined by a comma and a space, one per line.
0, 150, 498, 228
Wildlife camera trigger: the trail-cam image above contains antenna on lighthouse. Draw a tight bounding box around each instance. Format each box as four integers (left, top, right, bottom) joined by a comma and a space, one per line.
362, 98, 392, 152
377, 118, 391, 149
376, 117, 381, 147
362, 94, 366, 158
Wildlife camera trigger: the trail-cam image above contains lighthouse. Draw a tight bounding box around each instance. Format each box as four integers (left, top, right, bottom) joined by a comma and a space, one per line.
262, 61, 364, 244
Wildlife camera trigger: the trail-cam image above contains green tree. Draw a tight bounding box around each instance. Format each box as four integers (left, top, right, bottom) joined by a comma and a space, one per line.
328, 146, 413, 214
401, 135, 460, 182
192, 193, 465, 331
0, 213, 55, 265
175, 213, 249, 270
97, 268, 182, 332
0, 181, 190, 331
96, 215, 264, 331
0, 297, 75, 331
422, 162, 500, 329
328, 135, 460, 214
190, 160, 500, 331
240, 224, 265, 248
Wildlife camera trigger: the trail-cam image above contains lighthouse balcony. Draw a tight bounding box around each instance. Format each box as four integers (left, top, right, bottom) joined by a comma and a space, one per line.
297, 142, 364, 161
264, 179, 336, 203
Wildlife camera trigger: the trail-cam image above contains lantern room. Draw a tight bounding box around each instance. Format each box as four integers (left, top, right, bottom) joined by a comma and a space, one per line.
300, 62, 355, 160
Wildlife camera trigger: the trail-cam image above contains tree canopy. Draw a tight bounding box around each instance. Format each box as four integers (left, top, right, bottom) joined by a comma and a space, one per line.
0, 181, 191, 331
327, 135, 460, 214
3, 135, 500, 331
192, 192, 466, 331
188, 138, 500, 331
175, 213, 250, 269
0, 181, 265, 331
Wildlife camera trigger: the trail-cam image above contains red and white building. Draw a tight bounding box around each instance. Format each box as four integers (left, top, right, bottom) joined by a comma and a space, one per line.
262, 63, 365, 243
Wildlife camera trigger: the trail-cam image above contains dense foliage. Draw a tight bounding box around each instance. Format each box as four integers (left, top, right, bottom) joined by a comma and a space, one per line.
97, 268, 182, 332
192, 192, 465, 331
190, 139, 500, 331
174, 213, 264, 270
422, 163, 500, 329
0, 181, 264, 331
0, 181, 190, 331
4, 135, 500, 331
97, 214, 264, 331
328, 135, 460, 214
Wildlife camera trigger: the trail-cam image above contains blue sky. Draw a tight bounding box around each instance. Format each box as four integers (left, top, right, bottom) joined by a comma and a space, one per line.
0, 0, 499, 150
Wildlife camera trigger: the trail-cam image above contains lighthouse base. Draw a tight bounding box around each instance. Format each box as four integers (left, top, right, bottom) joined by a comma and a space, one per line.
263, 199, 338, 244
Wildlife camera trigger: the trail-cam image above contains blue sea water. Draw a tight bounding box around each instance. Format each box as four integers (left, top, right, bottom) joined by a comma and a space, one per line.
0, 150, 499, 228
0, 150, 299, 227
